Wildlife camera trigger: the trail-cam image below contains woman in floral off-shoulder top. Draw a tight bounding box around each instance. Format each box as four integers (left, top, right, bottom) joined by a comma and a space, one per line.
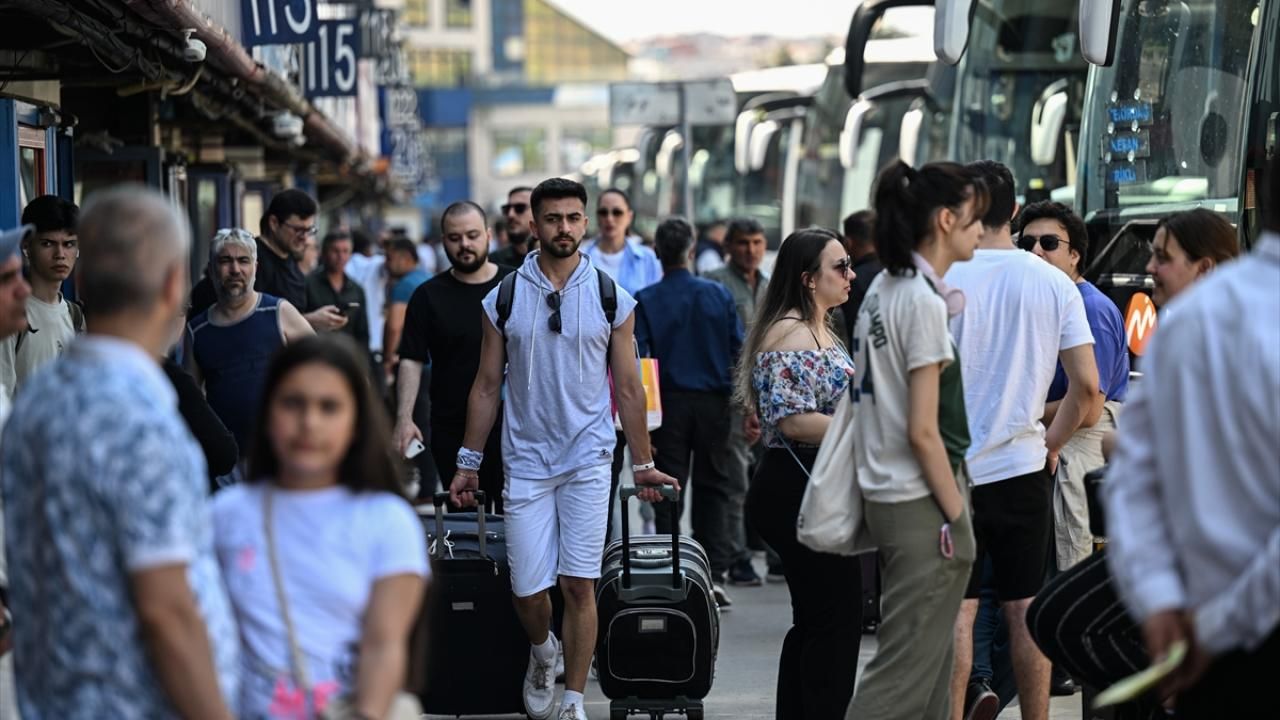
733, 227, 863, 719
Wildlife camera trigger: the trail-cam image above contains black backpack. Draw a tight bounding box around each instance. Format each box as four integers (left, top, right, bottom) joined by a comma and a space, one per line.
494, 268, 617, 338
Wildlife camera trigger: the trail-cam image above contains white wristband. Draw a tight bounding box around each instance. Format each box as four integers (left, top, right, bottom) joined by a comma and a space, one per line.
632, 461, 656, 473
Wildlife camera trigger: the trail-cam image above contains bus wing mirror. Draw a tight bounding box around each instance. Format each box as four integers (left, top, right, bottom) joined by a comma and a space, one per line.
749, 120, 780, 172
1031, 89, 1070, 167
840, 100, 873, 170
844, 0, 933, 98
1080, 0, 1121, 66
899, 107, 925, 166
735, 111, 758, 176
934, 0, 974, 65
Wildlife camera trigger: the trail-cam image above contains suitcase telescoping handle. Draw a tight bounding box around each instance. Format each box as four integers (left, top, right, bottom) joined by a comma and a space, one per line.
619, 485, 681, 592
432, 490, 489, 558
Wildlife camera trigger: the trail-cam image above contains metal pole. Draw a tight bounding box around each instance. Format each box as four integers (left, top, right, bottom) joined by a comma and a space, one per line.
680, 83, 695, 221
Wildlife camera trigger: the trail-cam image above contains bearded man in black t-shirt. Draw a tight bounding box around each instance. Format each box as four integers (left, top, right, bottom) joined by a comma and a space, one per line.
394, 201, 512, 508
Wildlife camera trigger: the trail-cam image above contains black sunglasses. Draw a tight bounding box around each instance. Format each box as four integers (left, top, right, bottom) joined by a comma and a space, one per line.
833, 256, 853, 274
1018, 234, 1065, 253
546, 291, 562, 334
502, 202, 529, 214
597, 208, 627, 218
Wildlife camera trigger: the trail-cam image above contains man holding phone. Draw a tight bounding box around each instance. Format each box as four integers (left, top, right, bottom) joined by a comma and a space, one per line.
304, 229, 369, 351
395, 201, 512, 509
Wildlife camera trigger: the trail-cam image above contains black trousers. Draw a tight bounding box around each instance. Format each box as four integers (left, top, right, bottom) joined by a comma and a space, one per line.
1027, 550, 1148, 691
429, 419, 505, 514
650, 391, 742, 577
746, 447, 862, 720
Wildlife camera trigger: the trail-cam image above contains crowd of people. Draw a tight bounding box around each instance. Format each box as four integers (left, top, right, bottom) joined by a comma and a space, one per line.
0, 148, 1275, 720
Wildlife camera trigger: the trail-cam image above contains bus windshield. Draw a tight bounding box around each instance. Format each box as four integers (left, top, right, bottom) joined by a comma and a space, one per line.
951, 0, 1086, 197
1079, 0, 1260, 221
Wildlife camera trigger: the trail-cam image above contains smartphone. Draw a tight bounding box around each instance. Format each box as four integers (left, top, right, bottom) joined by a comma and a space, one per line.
335, 302, 361, 317
405, 438, 426, 459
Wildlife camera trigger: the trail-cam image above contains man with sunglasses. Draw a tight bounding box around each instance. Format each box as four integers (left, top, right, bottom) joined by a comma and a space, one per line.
448, 178, 677, 720
492, 186, 536, 268
1015, 201, 1128, 573
944, 161, 1100, 720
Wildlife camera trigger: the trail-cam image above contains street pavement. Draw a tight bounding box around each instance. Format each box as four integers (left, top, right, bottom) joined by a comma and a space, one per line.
424, 551, 1082, 719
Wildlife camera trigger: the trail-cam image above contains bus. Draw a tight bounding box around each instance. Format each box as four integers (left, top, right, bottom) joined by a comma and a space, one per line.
845, 0, 1087, 202
796, 38, 937, 232
1074, 0, 1277, 332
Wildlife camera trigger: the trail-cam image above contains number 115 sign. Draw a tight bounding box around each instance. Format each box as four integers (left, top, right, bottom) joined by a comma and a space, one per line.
304, 20, 362, 98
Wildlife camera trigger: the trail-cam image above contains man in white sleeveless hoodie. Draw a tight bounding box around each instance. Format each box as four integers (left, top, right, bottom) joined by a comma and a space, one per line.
449, 178, 677, 720
944, 161, 1099, 720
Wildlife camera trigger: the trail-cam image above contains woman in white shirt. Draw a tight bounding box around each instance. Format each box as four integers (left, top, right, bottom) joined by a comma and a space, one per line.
845, 160, 988, 720
212, 334, 429, 719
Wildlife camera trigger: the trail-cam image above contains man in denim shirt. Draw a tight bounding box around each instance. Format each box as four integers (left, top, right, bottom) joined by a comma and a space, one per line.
1, 187, 238, 719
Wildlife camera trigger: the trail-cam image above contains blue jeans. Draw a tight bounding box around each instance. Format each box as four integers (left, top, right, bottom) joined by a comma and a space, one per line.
970, 557, 1017, 711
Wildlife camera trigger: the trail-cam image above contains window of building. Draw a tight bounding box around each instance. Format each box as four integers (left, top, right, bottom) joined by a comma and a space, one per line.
523, 0, 628, 84
409, 49, 473, 88
404, 0, 429, 27
446, 0, 473, 28
422, 128, 469, 178
560, 128, 611, 173
491, 128, 547, 177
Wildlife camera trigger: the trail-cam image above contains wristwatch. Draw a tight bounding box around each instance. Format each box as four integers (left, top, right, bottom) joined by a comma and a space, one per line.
632, 461, 656, 473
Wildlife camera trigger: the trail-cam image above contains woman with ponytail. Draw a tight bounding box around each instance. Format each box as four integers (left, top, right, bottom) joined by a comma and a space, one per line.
845, 161, 987, 720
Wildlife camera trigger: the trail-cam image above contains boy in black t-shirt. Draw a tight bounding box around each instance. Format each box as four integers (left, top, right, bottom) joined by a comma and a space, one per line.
395, 201, 511, 508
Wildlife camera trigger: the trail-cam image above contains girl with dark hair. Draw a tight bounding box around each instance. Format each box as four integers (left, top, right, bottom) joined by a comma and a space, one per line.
846, 161, 985, 720
583, 188, 662, 296
737, 227, 862, 719
212, 334, 428, 719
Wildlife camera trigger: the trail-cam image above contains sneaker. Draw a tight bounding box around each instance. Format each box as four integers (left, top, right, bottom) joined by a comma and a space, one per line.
964, 678, 999, 720
558, 702, 587, 720
765, 564, 786, 584
728, 558, 764, 586
1050, 667, 1078, 696
555, 638, 565, 683
523, 637, 559, 720
712, 584, 733, 610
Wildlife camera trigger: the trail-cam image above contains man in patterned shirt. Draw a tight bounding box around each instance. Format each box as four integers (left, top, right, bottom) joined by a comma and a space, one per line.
0, 186, 239, 718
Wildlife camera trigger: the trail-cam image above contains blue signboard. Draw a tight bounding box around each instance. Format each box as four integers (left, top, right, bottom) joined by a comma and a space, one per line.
241, 0, 318, 46
303, 20, 362, 98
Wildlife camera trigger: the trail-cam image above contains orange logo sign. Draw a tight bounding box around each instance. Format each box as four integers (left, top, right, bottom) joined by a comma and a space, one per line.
1125, 294, 1157, 356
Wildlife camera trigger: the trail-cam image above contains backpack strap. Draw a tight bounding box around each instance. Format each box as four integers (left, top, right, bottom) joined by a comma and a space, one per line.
495, 272, 518, 337
597, 269, 617, 326
68, 300, 85, 334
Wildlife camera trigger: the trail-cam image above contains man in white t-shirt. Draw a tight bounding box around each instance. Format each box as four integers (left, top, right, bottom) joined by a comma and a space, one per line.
0, 196, 84, 401
944, 162, 1099, 720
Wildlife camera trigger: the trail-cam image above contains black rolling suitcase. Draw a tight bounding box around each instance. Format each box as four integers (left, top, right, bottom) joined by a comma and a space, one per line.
860, 552, 882, 633
596, 486, 719, 720
411, 491, 528, 715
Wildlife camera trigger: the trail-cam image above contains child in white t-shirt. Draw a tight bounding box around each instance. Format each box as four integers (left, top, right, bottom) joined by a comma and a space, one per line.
212, 335, 428, 720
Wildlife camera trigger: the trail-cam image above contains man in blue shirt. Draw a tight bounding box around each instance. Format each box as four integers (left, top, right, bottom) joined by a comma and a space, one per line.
1016, 201, 1129, 570
635, 217, 745, 601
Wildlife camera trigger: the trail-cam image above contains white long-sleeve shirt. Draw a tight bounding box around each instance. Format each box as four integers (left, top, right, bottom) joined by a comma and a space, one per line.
1104, 232, 1280, 656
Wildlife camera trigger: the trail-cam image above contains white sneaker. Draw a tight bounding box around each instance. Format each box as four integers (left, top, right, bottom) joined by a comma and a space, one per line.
524, 637, 559, 720
555, 637, 565, 683
558, 702, 587, 720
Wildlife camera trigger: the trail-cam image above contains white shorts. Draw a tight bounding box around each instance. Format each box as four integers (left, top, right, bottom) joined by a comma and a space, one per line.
503, 463, 612, 597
